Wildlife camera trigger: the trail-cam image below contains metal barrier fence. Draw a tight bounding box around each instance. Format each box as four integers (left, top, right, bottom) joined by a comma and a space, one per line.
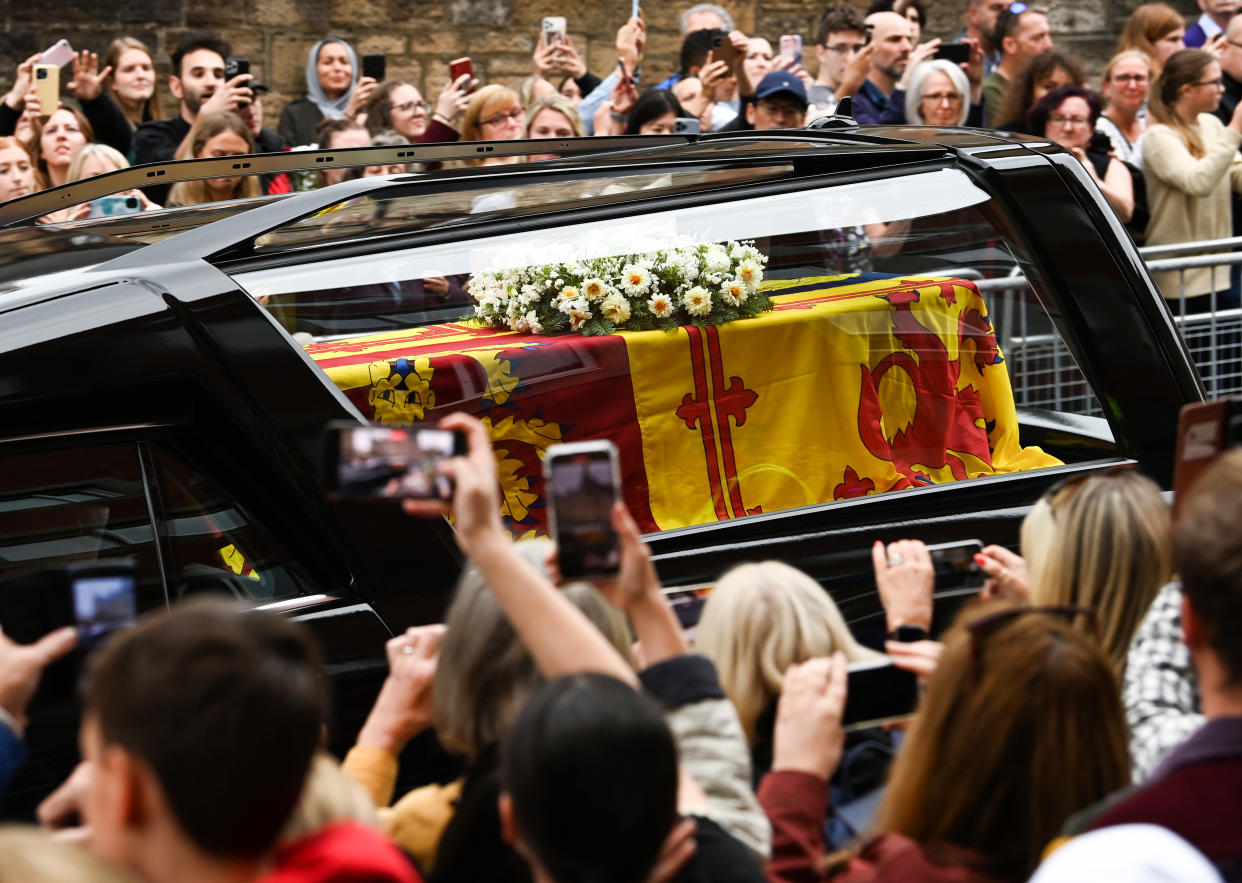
978, 237, 1242, 417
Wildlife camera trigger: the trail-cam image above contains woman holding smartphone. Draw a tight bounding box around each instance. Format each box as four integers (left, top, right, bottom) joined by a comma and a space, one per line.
277, 37, 377, 147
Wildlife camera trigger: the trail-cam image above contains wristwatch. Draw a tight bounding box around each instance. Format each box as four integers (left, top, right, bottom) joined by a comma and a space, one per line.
889, 624, 929, 643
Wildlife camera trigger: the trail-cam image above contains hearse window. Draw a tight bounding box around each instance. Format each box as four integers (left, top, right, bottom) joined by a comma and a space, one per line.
0, 443, 165, 615
245, 168, 1118, 535
251, 164, 795, 253
148, 445, 319, 604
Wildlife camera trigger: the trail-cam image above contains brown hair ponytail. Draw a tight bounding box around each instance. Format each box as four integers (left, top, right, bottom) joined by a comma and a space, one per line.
1150, 48, 1215, 157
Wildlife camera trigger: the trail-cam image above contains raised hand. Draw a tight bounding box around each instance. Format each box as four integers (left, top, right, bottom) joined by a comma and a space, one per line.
66, 50, 112, 102
772, 654, 848, 780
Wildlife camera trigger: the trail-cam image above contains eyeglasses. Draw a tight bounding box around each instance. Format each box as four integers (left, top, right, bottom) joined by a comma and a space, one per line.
480, 108, 525, 127
1110, 73, 1149, 84
393, 100, 430, 115
824, 42, 866, 53
1194, 78, 1226, 89
921, 91, 964, 105
967, 605, 1098, 682
1048, 113, 1090, 127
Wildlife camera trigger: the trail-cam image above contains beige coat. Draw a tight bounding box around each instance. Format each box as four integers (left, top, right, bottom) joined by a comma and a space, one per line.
1142, 113, 1242, 300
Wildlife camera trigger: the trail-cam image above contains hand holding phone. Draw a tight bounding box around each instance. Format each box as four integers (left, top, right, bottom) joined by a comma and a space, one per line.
772, 654, 848, 779
545, 441, 622, 579
225, 57, 250, 79
40, 39, 76, 69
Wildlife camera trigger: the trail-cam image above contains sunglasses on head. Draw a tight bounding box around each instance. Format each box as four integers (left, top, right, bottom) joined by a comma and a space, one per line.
1039, 464, 1135, 517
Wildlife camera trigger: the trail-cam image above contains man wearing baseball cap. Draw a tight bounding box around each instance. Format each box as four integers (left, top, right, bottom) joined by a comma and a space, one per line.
745, 70, 809, 130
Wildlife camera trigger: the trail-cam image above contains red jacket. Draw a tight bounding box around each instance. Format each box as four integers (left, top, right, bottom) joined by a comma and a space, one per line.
759, 770, 1003, 883
259, 821, 422, 883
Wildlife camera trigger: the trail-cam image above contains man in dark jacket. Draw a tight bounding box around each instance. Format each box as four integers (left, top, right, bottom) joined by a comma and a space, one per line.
1086, 449, 1242, 880
132, 32, 252, 203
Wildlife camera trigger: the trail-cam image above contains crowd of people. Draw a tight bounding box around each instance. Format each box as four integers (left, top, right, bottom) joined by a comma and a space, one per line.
0, 1, 1232, 261
1, 408, 1240, 882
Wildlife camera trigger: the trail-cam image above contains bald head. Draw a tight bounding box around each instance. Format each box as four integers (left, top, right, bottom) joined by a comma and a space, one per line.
865, 11, 915, 85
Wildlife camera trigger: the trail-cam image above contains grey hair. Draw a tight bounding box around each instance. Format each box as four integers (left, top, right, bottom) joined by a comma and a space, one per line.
904, 59, 971, 126
680, 3, 735, 33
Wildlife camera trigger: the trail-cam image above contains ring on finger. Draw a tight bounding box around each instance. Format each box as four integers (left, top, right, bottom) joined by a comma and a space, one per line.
888, 553, 904, 566
401, 644, 415, 655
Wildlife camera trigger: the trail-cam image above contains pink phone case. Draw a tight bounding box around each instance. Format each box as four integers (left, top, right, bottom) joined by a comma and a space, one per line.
41, 39, 75, 68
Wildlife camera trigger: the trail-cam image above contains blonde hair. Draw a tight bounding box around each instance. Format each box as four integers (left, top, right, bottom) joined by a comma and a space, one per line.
460, 85, 523, 142
1022, 470, 1171, 676
694, 560, 881, 742
525, 93, 585, 137
1148, 48, 1215, 158
279, 753, 380, 843
166, 111, 261, 207
432, 538, 633, 756
0, 826, 135, 883
867, 602, 1129, 881
67, 142, 129, 183
1101, 48, 1154, 91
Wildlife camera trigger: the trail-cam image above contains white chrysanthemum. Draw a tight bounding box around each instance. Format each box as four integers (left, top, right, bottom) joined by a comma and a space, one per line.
525, 311, 543, 334
620, 264, 652, 296
704, 245, 731, 273
601, 293, 632, 324
582, 278, 608, 302
722, 279, 748, 307
683, 286, 712, 316
737, 259, 763, 292
647, 292, 675, 318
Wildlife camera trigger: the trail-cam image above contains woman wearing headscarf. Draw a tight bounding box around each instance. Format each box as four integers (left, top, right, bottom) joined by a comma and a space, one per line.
277, 37, 376, 147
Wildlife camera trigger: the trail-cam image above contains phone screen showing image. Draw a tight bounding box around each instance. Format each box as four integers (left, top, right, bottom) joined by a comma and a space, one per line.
330, 425, 463, 500
548, 447, 620, 579
72, 572, 136, 653
927, 540, 984, 591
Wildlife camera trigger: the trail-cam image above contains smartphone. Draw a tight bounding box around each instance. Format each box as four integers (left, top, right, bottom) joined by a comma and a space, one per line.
926, 539, 985, 591
710, 34, 738, 67
324, 422, 466, 500
33, 64, 59, 112
542, 16, 568, 46
842, 658, 920, 731
632, 0, 640, 19
70, 561, 137, 653
673, 117, 700, 135
449, 57, 474, 87
88, 194, 143, 218
1172, 398, 1242, 517
933, 43, 970, 65
863, 23, 874, 46
779, 34, 803, 68
362, 53, 387, 82
40, 39, 76, 69
545, 440, 622, 579
225, 57, 250, 79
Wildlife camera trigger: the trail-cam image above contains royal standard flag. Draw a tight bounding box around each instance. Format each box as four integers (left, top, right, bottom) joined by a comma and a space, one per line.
306, 274, 1060, 534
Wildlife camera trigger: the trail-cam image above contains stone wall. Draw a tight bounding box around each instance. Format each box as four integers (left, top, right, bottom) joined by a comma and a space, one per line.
0, 0, 1201, 129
